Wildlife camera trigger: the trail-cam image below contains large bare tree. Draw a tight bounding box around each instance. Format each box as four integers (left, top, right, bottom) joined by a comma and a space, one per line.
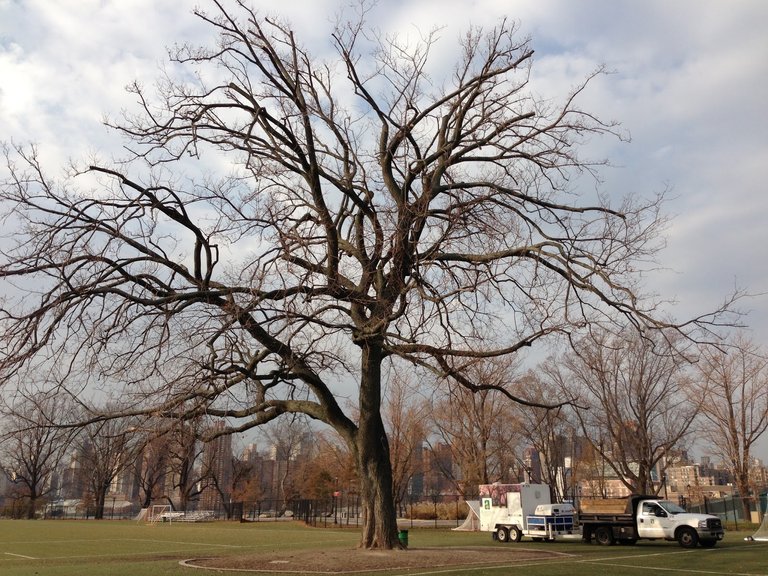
690, 333, 768, 518
0, 2, 732, 547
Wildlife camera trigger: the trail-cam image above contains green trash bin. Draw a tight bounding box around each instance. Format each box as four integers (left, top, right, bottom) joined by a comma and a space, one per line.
397, 530, 409, 548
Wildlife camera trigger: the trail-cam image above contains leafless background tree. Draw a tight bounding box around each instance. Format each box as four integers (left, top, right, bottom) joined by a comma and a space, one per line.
383, 369, 428, 512
163, 418, 206, 511
129, 417, 208, 512
689, 332, 768, 518
288, 433, 340, 500
429, 359, 522, 496
0, 1, 734, 547
132, 429, 170, 510
549, 328, 698, 494
0, 389, 74, 518
267, 416, 312, 501
513, 371, 577, 502
73, 415, 140, 519
200, 443, 248, 519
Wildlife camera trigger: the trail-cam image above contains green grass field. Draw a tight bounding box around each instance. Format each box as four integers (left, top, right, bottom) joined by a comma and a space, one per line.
0, 519, 765, 576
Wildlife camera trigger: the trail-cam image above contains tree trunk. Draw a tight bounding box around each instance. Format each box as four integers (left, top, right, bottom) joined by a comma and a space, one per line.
737, 471, 752, 522
356, 427, 400, 548
94, 485, 108, 519
356, 339, 401, 549
26, 496, 37, 520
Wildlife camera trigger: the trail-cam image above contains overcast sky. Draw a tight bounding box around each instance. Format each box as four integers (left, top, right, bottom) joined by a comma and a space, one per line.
2, 1, 767, 458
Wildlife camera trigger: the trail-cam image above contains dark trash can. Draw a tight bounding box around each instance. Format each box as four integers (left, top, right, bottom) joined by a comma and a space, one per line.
397, 529, 409, 548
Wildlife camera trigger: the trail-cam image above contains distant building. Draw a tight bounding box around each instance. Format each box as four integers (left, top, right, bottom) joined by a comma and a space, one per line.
665, 460, 732, 500
59, 453, 86, 500
199, 422, 233, 510
750, 458, 768, 488
423, 442, 457, 499
522, 446, 542, 484
0, 470, 10, 508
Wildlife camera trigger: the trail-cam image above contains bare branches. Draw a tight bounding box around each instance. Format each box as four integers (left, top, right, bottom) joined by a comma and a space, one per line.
0, 390, 74, 518
0, 2, 741, 548
550, 327, 698, 494
1, 5, 733, 413
687, 332, 768, 517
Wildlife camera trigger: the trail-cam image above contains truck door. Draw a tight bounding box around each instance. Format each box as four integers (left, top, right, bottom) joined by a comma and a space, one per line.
637, 502, 666, 539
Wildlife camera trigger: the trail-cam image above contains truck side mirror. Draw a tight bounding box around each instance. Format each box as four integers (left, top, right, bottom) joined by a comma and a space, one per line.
655, 509, 667, 518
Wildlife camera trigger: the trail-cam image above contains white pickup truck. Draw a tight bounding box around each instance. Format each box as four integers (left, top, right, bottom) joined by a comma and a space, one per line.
578, 496, 725, 548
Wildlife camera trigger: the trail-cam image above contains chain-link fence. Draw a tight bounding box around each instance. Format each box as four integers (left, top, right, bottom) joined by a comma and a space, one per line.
237, 495, 364, 527
684, 490, 768, 528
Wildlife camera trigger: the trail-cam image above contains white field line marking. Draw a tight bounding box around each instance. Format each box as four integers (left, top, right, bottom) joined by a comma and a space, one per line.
408, 559, 580, 576
15, 548, 249, 561
122, 538, 248, 548
122, 537, 354, 549
578, 561, 767, 576
0, 536, 350, 549
4, 552, 37, 559
0, 538, 354, 562
579, 549, 697, 562
579, 560, 766, 576
407, 545, 763, 576
577, 543, 768, 576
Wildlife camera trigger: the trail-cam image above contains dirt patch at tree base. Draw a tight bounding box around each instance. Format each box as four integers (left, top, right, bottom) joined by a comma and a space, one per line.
182, 546, 569, 573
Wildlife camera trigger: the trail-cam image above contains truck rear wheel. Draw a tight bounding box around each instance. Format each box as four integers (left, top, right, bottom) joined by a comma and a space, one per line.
508, 526, 522, 542
677, 527, 699, 548
594, 526, 615, 546
496, 527, 510, 542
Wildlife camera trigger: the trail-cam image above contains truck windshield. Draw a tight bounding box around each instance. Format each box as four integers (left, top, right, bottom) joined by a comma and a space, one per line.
657, 501, 686, 514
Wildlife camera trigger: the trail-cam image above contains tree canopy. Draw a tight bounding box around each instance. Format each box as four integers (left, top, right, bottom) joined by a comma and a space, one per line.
0, 1, 734, 547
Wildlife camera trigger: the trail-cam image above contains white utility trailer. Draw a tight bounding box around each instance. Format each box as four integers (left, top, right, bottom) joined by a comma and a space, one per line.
478, 483, 579, 542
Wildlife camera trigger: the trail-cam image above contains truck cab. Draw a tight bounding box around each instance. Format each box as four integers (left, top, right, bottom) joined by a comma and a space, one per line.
635, 499, 724, 548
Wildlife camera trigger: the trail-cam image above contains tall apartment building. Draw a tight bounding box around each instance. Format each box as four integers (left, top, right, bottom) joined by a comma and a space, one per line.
199, 422, 233, 510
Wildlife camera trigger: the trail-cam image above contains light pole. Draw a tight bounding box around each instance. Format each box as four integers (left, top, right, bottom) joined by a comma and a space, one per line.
333, 477, 339, 525
432, 493, 439, 529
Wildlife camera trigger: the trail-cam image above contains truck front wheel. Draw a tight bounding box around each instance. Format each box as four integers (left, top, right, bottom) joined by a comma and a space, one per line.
496, 527, 510, 542
594, 526, 615, 546
677, 527, 699, 548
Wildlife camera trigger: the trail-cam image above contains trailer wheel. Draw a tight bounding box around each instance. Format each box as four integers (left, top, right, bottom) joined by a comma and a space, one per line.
677, 527, 698, 548
496, 527, 510, 542
508, 526, 522, 542
594, 526, 615, 546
